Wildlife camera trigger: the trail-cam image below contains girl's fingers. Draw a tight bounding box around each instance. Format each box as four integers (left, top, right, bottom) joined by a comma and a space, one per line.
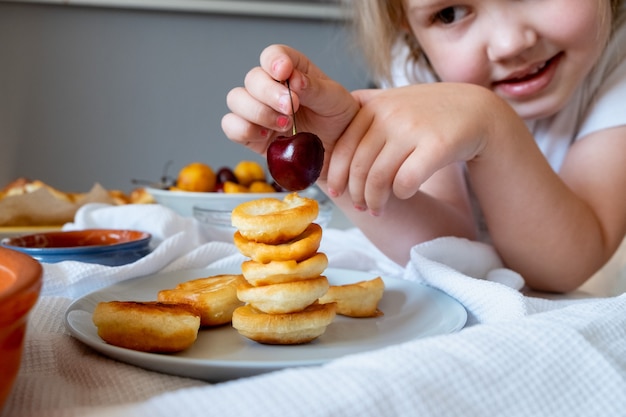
393, 150, 431, 200
326, 108, 373, 197
362, 141, 412, 215
260, 44, 315, 82
244, 67, 300, 118
260, 46, 357, 125
220, 112, 273, 155
226, 85, 292, 134
347, 130, 385, 211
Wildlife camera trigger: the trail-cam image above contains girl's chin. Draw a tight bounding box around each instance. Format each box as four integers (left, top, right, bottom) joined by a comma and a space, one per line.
505, 94, 570, 122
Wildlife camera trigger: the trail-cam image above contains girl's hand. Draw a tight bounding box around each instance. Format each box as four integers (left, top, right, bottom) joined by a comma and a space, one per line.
221, 44, 360, 173
327, 83, 506, 215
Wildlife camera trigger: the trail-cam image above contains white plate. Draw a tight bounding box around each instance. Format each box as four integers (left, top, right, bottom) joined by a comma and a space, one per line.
65, 267, 467, 382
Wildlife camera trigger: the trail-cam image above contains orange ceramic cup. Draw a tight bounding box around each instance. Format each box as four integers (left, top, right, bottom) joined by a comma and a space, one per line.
0, 247, 42, 410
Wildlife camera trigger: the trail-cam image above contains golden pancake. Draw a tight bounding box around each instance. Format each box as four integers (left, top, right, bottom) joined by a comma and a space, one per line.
92, 301, 200, 353
241, 252, 328, 286
231, 193, 318, 244
158, 274, 245, 326
233, 222, 322, 263
318, 277, 385, 318
237, 275, 329, 314
232, 302, 337, 345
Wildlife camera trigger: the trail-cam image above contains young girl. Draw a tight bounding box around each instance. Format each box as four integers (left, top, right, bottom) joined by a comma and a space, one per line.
222, 0, 626, 293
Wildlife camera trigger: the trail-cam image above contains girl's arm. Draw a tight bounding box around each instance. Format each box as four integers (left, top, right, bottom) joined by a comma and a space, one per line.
473, 121, 626, 292
325, 82, 625, 292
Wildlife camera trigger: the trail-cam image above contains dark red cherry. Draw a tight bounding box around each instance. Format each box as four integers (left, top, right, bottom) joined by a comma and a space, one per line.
271, 181, 286, 192
266, 132, 324, 191
216, 167, 238, 185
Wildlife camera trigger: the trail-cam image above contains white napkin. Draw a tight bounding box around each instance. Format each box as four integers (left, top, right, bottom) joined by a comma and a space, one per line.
403, 237, 578, 325
3, 203, 624, 417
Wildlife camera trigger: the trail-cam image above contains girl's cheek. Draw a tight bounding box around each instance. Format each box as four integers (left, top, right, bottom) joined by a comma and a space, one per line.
430, 53, 488, 85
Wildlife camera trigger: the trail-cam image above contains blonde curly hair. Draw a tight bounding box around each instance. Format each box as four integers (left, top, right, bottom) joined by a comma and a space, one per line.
349, 0, 623, 85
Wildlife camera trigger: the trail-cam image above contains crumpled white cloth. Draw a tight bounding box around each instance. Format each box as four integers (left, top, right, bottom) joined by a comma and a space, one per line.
403, 237, 586, 325
2, 203, 625, 417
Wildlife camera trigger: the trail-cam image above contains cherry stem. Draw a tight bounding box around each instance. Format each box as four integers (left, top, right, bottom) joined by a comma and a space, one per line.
286, 79, 297, 135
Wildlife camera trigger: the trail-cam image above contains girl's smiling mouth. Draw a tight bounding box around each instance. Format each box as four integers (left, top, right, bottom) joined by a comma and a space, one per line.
492, 53, 563, 99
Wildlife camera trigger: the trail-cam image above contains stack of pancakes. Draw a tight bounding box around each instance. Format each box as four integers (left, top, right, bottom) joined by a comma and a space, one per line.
230, 193, 337, 345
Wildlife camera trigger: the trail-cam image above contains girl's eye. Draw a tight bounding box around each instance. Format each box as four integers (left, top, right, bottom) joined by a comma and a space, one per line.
433, 6, 469, 24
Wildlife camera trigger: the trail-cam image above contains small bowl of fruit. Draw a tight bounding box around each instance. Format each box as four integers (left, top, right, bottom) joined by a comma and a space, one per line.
146, 160, 321, 218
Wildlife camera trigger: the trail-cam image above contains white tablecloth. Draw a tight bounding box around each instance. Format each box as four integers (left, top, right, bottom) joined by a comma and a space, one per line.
2, 204, 626, 417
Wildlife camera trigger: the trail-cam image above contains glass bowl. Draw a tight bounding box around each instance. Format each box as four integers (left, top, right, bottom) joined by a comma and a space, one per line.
194, 198, 333, 243
0, 247, 42, 410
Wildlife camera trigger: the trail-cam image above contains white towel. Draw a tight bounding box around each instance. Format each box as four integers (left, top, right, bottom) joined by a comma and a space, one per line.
82, 294, 626, 417
403, 237, 581, 325
2, 203, 624, 417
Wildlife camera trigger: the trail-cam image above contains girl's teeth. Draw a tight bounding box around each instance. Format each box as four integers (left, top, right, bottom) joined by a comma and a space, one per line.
526, 62, 547, 77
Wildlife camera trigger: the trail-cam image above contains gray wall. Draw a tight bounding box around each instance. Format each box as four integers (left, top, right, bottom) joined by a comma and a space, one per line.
0, 2, 369, 193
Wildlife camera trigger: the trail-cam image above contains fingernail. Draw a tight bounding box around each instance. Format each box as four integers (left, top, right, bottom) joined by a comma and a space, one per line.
327, 188, 339, 198
300, 73, 308, 90
354, 204, 367, 212
260, 128, 270, 138
277, 115, 290, 129
278, 95, 291, 113
272, 59, 285, 74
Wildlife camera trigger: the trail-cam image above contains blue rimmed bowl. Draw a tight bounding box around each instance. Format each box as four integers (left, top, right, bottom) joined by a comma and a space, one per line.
1, 229, 151, 266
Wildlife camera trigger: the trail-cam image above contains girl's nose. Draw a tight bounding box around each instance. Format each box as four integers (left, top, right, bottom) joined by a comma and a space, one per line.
486, 19, 538, 62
